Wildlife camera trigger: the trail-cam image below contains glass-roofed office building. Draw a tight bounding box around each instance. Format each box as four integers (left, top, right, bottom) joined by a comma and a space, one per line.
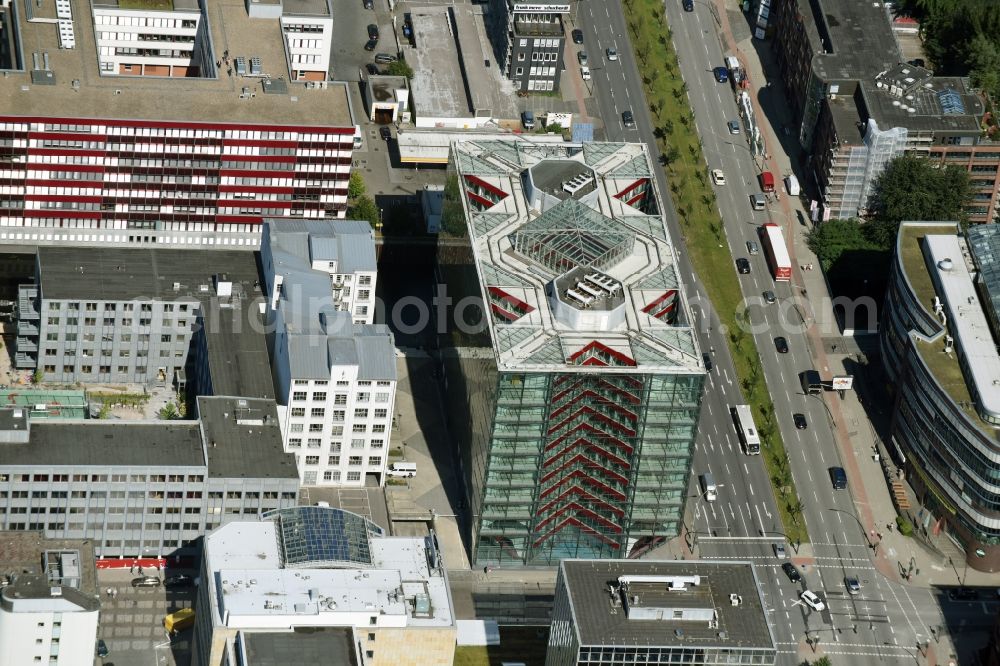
194, 506, 456, 666
263, 506, 384, 568
443, 139, 705, 566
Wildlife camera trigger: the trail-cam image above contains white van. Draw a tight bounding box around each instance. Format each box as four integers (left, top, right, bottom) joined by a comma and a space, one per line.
387, 461, 417, 478
700, 473, 718, 501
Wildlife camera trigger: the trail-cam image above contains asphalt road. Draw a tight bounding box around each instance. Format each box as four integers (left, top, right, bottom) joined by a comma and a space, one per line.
575, 0, 977, 662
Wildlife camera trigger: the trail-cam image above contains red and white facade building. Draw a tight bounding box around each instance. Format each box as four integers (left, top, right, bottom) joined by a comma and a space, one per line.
0, 118, 355, 247
0, 0, 353, 248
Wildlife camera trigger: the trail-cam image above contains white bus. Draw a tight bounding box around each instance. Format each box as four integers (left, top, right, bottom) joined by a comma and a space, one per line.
732, 404, 761, 455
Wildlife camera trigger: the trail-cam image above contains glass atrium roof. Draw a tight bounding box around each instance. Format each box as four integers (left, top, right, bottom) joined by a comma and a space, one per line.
263, 506, 384, 569
514, 199, 635, 274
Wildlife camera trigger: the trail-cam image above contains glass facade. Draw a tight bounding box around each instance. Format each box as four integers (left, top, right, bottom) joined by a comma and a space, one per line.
880, 224, 1000, 570
475, 370, 703, 566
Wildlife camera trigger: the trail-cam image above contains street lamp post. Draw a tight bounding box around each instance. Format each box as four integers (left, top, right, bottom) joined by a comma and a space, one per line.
828, 507, 879, 555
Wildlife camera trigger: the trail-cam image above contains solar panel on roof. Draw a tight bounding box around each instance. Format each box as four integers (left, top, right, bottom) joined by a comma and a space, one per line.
262, 506, 383, 568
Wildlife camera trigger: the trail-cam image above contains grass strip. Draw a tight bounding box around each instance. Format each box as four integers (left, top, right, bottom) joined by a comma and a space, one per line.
623, 0, 808, 545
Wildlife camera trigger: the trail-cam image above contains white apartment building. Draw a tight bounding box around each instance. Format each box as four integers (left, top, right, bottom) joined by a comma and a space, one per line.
192, 508, 456, 666
0, 534, 100, 666
262, 221, 397, 487
92, 0, 210, 77
247, 0, 334, 81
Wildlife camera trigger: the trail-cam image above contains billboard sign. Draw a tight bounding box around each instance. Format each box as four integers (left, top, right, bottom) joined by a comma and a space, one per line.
831, 376, 854, 391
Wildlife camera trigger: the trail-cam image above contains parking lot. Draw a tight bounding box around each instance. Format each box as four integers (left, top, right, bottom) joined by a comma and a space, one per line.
95, 568, 196, 666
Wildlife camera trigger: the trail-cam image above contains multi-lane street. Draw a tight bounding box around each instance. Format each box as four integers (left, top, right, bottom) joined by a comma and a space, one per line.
571, 0, 975, 662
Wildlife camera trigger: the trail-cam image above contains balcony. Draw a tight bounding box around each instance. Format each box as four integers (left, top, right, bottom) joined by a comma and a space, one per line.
16, 337, 37, 353
17, 320, 38, 336
14, 351, 36, 368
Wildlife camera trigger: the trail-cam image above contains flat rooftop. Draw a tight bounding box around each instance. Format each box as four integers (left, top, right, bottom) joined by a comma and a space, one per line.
37, 247, 260, 302
924, 234, 1000, 422
205, 518, 453, 629
807, 0, 900, 83
897, 223, 982, 424
406, 7, 471, 119
559, 560, 774, 650
242, 628, 358, 666
198, 397, 298, 480
455, 139, 703, 374
860, 78, 983, 134
0, 420, 204, 467
1, 0, 352, 127
405, 5, 512, 120
279, 0, 332, 17
0, 532, 100, 613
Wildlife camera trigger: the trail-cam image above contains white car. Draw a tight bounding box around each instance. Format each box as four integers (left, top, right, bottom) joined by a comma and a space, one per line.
800, 590, 825, 611
711, 169, 726, 185
581, 66, 591, 81
606, 47, 618, 61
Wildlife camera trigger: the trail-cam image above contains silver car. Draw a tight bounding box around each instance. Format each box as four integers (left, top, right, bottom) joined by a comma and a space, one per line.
747, 240, 759, 255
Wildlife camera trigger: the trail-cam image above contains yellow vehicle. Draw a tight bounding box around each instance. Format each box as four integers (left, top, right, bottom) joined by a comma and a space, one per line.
164, 608, 196, 634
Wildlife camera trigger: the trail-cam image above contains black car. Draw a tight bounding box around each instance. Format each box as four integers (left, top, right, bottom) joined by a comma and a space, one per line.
793, 413, 807, 429
622, 110, 635, 128
96, 639, 109, 658
774, 336, 788, 353
703, 353, 713, 371
782, 562, 801, 583
364, 38, 378, 52
736, 258, 750, 274
908, 58, 926, 68
683, 0, 694, 10
379, 126, 392, 141
165, 574, 195, 588
367, 24, 379, 40
366, 63, 380, 75
364, 0, 373, 8
572, 29, 584, 44
829, 466, 848, 490
948, 587, 978, 601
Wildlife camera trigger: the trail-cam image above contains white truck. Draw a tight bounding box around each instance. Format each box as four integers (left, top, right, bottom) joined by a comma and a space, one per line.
785, 174, 800, 196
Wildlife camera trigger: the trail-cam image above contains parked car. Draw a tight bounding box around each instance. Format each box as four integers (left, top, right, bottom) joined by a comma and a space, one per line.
793, 413, 808, 429
703, 353, 713, 371
774, 336, 788, 353
606, 47, 618, 61
364, 39, 378, 52
577, 51, 588, 66
782, 562, 801, 583
367, 24, 379, 40
763, 290, 776, 304
96, 639, 109, 658
800, 590, 825, 611
165, 574, 195, 588
366, 63, 380, 75
374, 53, 397, 64
572, 29, 584, 44
131, 576, 161, 588
845, 576, 861, 595
622, 110, 635, 128
713, 66, 729, 83
728, 119, 741, 134
736, 258, 750, 274
581, 66, 591, 81
379, 126, 392, 141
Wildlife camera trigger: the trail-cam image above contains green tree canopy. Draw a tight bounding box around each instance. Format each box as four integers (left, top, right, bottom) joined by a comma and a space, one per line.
348, 195, 380, 228
867, 155, 971, 244
385, 58, 414, 79
897, 0, 1000, 85
807, 218, 879, 270
348, 171, 367, 200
